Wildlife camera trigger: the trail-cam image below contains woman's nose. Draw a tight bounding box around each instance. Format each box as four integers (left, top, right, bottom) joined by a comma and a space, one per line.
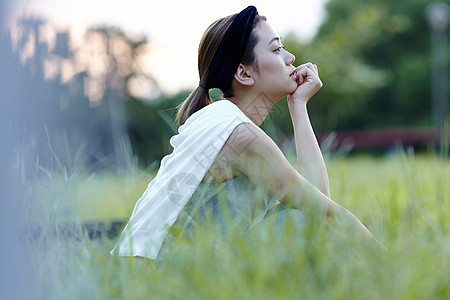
285, 51, 295, 65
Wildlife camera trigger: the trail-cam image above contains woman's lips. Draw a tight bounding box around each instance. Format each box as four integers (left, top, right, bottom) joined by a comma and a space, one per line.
290, 70, 297, 79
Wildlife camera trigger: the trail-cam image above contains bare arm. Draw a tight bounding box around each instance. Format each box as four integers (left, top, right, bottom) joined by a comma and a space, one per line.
227, 123, 378, 243
287, 63, 330, 197
288, 101, 330, 197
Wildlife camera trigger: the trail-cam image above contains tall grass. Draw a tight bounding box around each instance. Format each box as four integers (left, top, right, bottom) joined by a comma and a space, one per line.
21, 151, 449, 299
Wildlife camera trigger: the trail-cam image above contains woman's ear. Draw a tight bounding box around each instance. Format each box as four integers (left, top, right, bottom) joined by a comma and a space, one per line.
234, 63, 255, 86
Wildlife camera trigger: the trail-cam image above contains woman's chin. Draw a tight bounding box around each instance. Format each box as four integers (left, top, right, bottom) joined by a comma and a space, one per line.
287, 85, 297, 95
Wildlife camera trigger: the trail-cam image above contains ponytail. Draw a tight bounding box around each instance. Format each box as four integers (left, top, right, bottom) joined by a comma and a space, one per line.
176, 86, 213, 126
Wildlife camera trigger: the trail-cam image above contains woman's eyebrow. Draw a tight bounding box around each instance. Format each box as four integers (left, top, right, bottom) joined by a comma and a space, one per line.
268, 37, 282, 46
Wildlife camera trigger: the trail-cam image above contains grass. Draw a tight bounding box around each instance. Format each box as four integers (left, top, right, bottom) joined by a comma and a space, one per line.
21, 151, 449, 299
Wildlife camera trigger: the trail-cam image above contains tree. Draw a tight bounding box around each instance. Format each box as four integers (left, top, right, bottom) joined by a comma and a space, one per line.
283, 0, 450, 132
2, 18, 163, 174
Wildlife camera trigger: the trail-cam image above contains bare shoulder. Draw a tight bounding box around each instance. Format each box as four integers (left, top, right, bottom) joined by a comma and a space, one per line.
203, 122, 260, 182
202, 123, 271, 181
226, 122, 285, 161
226, 122, 300, 197
204, 122, 304, 204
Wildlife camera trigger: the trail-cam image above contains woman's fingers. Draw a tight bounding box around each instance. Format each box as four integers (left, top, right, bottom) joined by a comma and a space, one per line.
295, 65, 320, 86
295, 62, 317, 73
288, 62, 322, 104
293, 62, 319, 81
288, 67, 323, 104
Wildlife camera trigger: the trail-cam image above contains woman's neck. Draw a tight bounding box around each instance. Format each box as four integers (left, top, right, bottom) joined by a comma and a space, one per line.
227, 92, 277, 126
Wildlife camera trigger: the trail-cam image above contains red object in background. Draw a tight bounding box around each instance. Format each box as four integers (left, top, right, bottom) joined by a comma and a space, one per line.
318, 127, 438, 149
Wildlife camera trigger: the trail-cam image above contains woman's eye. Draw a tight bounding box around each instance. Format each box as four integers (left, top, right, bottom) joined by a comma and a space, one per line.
274, 46, 285, 52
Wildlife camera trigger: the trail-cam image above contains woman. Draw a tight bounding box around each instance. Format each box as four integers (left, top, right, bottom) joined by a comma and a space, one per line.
111, 6, 380, 260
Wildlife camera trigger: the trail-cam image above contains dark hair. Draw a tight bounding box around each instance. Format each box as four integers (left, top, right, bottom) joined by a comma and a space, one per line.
176, 13, 266, 126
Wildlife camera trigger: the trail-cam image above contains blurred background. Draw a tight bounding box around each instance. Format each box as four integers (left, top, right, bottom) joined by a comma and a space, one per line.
1, 0, 448, 173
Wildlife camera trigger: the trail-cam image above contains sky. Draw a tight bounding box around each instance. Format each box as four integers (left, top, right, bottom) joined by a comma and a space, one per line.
10, 0, 329, 95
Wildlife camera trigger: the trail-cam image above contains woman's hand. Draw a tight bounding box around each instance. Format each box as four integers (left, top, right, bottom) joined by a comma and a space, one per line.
287, 62, 322, 105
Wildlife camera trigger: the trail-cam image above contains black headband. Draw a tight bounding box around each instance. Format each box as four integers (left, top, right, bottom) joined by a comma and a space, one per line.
206, 6, 258, 92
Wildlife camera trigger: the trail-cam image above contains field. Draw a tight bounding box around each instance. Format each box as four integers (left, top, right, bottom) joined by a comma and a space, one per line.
22, 152, 449, 299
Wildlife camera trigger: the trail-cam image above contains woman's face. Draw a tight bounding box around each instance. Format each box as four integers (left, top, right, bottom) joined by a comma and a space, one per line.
250, 21, 297, 100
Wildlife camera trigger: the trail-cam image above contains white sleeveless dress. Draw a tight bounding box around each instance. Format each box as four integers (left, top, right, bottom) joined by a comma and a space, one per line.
110, 100, 304, 260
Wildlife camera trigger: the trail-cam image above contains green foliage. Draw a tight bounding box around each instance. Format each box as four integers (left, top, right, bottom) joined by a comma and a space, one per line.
24, 154, 450, 299
283, 0, 450, 132
125, 91, 190, 166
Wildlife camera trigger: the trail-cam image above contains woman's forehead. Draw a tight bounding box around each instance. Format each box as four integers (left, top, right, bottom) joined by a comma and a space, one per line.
255, 21, 280, 45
